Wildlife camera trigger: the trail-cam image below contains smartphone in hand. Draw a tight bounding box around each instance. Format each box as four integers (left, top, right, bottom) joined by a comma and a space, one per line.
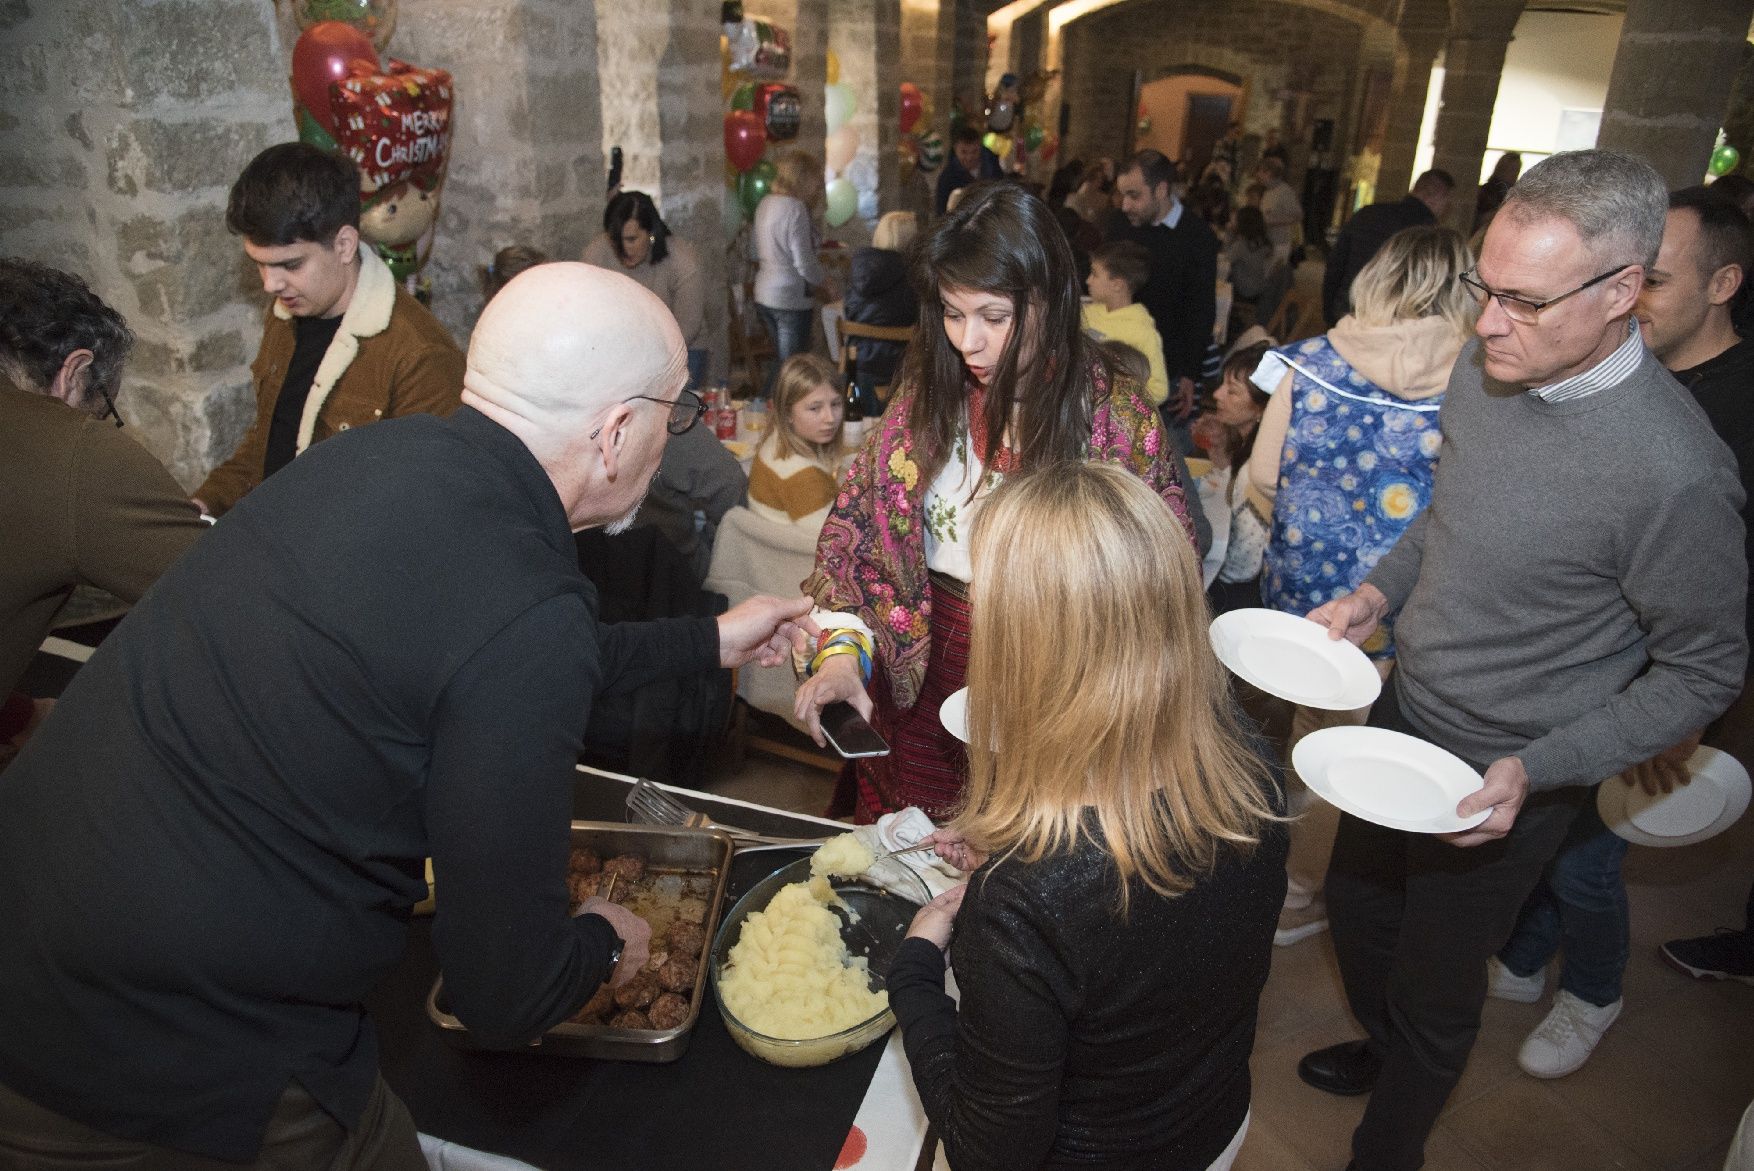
821, 701, 890, 758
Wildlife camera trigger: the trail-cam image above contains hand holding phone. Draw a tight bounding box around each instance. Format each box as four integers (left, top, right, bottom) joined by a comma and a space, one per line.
820, 701, 890, 758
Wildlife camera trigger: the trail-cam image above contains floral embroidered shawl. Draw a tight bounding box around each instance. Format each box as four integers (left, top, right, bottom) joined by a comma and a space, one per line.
803, 363, 1193, 711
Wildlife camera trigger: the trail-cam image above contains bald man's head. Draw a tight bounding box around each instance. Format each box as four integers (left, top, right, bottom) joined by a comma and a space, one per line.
463, 261, 686, 448
463, 261, 688, 531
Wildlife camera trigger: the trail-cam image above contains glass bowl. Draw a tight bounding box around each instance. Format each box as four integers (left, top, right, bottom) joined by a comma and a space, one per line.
710, 855, 929, 1067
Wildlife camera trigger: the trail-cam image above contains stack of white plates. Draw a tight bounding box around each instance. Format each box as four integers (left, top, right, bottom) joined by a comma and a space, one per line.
1597, 747, 1750, 847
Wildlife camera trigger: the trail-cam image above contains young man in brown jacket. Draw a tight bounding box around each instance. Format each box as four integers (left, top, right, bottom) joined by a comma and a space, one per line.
0, 258, 205, 759
192, 143, 463, 516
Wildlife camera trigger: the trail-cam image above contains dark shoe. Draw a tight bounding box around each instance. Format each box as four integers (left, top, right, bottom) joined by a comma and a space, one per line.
1660, 930, 1754, 984
1297, 1040, 1382, 1096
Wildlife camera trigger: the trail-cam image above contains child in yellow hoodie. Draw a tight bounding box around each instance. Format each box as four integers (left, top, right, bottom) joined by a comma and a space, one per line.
1081, 240, 1169, 406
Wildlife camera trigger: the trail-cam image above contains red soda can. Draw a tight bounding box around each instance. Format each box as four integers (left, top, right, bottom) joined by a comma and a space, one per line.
714, 406, 738, 439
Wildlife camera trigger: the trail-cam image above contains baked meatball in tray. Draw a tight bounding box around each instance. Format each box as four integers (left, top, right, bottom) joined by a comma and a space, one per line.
425, 822, 735, 1062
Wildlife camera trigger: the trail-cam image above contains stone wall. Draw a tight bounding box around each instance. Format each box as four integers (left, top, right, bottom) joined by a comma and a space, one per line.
0, 0, 284, 488
1060, 0, 1369, 178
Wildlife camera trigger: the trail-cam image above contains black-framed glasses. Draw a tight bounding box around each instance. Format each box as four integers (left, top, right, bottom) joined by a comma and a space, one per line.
1459, 265, 1631, 325
95, 382, 124, 428
590, 387, 707, 439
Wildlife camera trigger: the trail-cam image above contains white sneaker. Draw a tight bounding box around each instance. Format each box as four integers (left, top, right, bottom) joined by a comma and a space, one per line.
1487, 956, 1545, 1003
1517, 990, 1622, 1079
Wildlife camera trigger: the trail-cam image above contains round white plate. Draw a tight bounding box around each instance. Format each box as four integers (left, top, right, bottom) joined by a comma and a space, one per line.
1293, 726, 1491, 834
1598, 746, 1751, 848
939, 688, 969, 744
1210, 609, 1383, 711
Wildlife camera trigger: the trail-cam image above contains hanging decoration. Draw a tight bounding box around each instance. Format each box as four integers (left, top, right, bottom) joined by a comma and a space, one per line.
291, 21, 379, 136
724, 109, 767, 172
1710, 143, 1741, 177
899, 82, 923, 135
325, 59, 454, 283
754, 83, 801, 142
724, 18, 790, 78
721, 13, 792, 223
824, 177, 858, 227
292, 0, 397, 52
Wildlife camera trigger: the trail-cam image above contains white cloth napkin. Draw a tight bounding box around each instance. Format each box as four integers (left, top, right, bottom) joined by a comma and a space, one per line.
853, 807, 964, 902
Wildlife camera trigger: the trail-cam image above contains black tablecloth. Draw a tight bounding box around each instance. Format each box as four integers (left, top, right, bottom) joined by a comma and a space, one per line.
365, 775, 888, 1171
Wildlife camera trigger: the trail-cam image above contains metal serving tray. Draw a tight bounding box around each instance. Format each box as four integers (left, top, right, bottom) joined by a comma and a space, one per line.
425, 821, 735, 1062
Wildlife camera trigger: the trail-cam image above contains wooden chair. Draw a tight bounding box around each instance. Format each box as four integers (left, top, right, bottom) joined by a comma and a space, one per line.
727, 279, 775, 395
835, 318, 915, 405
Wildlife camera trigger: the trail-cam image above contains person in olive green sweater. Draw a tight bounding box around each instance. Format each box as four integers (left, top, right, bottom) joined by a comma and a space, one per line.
0, 258, 205, 756
192, 144, 463, 516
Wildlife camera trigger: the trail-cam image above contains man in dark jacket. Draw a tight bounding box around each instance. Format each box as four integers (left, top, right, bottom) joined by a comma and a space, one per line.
1112, 149, 1220, 422
1322, 169, 1455, 325
0, 263, 814, 1168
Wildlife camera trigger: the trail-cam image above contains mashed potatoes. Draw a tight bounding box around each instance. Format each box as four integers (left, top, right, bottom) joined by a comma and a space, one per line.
809, 832, 875, 879
718, 875, 887, 1041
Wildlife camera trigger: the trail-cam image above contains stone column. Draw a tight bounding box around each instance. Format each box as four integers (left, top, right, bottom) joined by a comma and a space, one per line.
1376, 27, 1444, 202
0, 0, 285, 487
396, 0, 605, 338
656, 1, 733, 383
1596, 0, 1754, 190
1427, 0, 1525, 232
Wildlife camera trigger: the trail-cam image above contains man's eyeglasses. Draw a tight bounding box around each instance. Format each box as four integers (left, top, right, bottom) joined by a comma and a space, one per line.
590, 387, 707, 439
1459, 265, 1631, 325
95, 382, 124, 428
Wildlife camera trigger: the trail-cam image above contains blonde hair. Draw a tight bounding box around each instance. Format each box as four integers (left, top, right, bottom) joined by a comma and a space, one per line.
770, 352, 844, 461
1348, 225, 1477, 335
772, 150, 825, 210
957, 463, 1280, 914
872, 210, 918, 252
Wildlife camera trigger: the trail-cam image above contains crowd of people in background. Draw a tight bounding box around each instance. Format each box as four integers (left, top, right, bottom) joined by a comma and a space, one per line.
3, 116, 1752, 1171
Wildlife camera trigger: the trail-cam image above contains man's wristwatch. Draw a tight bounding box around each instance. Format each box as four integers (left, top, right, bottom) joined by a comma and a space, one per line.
604, 932, 626, 973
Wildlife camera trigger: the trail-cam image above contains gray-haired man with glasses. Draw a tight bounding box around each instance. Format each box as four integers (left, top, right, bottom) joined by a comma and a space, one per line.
1292, 151, 1746, 1171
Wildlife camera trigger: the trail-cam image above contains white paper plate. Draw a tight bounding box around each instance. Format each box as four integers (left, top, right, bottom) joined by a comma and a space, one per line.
939, 688, 969, 744
1598, 746, 1751, 848
1293, 726, 1491, 834
1210, 609, 1383, 710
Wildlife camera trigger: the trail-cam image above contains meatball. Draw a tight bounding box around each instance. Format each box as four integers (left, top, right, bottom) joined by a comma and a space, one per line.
657, 954, 698, 994
667, 921, 706, 957
648, 992, 689, 1030
601, 854, 645, 883
613, 971, 659, 1011
570, 982, 615, 1025
609, 1009, 652, 1030
568, 848, 602, 877
566, 873, 601, 906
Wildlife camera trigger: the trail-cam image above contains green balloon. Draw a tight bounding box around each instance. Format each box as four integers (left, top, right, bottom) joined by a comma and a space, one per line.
825, 177, 858, 227
730, 82, 755, 112
1024, 122, 1046, 151
1710, 144, 1741, 177
738, 160, 776, 216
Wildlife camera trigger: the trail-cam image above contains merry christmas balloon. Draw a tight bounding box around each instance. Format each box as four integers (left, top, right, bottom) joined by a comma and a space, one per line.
916, 130, 945, 173
328, 58, 452, 197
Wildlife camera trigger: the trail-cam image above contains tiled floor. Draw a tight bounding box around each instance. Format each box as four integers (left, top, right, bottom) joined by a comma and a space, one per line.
702, 724, 1754, 1171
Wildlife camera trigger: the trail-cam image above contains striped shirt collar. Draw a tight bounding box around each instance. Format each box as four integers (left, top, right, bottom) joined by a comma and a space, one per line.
1528, 319, 1644, 403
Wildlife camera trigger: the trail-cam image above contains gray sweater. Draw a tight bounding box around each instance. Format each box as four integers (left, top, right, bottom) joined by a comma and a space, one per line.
1367, 339, 1747, 790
